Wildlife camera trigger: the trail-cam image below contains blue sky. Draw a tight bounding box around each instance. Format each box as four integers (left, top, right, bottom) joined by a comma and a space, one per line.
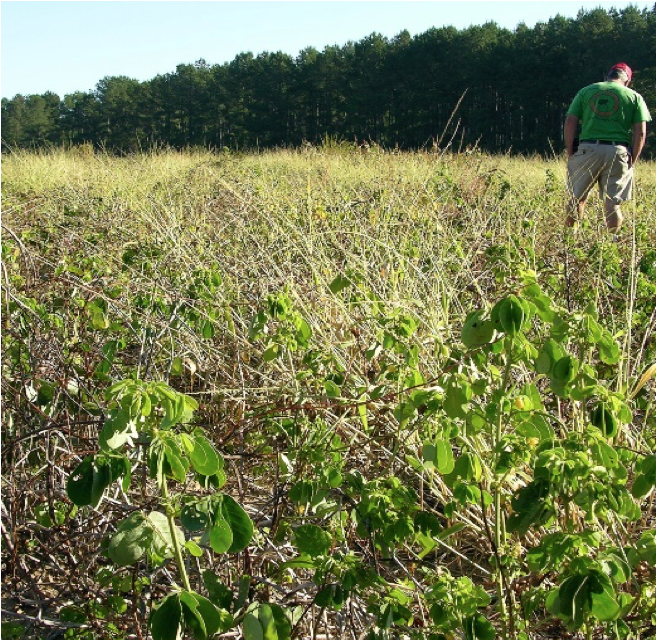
1, 1, 652, 99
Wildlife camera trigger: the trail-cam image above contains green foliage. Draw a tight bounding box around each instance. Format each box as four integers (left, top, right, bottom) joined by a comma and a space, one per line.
2, 149, 654, 639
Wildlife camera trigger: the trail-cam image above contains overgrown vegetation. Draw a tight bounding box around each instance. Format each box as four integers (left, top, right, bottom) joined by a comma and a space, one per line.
2, 146, 655, 639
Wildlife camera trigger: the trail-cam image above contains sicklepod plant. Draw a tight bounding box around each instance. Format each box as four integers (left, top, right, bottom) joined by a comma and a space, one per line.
65, 379, 263, 640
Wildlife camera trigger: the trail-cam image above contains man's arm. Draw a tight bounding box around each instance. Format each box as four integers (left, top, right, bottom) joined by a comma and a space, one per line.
564, 115, 579, 157
631, 121, 647, 167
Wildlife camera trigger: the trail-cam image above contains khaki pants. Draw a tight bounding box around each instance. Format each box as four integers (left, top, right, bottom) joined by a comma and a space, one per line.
567, 142, 633, 205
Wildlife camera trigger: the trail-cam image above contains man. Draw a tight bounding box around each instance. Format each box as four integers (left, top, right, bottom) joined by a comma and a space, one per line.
564, 62, 651, 231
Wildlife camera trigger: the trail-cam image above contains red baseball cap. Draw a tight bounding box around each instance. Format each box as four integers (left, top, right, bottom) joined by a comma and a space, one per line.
611, 62, 632, 82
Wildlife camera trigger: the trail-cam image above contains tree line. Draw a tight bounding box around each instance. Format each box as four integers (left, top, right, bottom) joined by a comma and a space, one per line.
2, 5, 655, 156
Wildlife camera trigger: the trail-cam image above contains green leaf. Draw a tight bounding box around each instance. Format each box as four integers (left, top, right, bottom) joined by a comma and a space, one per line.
268, 604, 291, 640
289, 480, 315, 504
150, 595, 183, 640
423, 440, 454, 474
294, 524, 332, 557
257, 603, 278, 640
210, 509, 234, 554
194, 592, 232, 635
464, 613, 495, 640
461, 310, 495, 348
535, 338, 565, 375
163, 438, 189, 482
185, 540, 203, 557
558, 574, 588, 627
434, 439, 455, 474
108, 512, 153, 566
491, 295, 526, 336
552, 355, 578, 383
507, 480, 552, 537
589, 574, 620, 621
599, 335, 620, 365
202, 571, 234, 610
323, 380, 341, 398
243, 613, 264, 640
66, 456, 95, 506
201, 320, 215, 340
329, 273, 352, 294
316, 584, 347, 610
294, 317, 312, 347
181, 500, 212, 532
221, 495, 254, 553
91, 461, 112, 507
262, 343, 280, 362
589, 403, 618, 438
180, 591, 207, 640
190, 434, 222, 476
444, 380, 471, 420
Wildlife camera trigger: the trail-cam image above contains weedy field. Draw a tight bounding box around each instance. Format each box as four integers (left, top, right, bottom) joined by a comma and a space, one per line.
1, 146, 655, 640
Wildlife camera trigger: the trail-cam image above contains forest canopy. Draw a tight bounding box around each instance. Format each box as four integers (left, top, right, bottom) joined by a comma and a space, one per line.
2, 5, 655, 155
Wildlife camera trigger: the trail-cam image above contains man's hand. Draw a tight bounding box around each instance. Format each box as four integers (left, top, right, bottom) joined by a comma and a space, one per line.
564, 115, 580, 157
631, 121, 647, 168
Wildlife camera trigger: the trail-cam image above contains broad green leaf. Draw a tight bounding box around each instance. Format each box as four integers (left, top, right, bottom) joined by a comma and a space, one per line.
91, 461, 112, 507
201, 320, 215, 340
464, 613, 495, 640
190, 434, 222, 476
422, 443, 437, 470
221, 495, 254, 553
632, 454, 656, 498
558, 574, 588, 627
630, 531, 656, 566
210, 510, 234, 554
108, 512, 153, 566
444, 381, 470, 420
181, 500, 212, 532
171, 357, 184, 376
552, 355, 578, 383
535, 338, 564, 375
66, 456, 95, 506
491, 295, 525, 336
435, 439, 455, 474
461, 310, 495, 348
99, 409, 136, 451
294, 317, 312, 347
194, 593, 232, 635
185, 540, 203, 557
589, 574, 620, 621
150, 594, 182, 640
329, 273, 352, 294
242, 613, 264, 640
148, 511, 184, 560
323, 380, 341, 398
268, 604, 291, 640
589, 403, 617, 438
599, 335, 620, 365
257, 603, 278, 640
202, 570, 234, 610
163, 438, 189, 482
289, 480, 315, 504
294, 524, 332, 557
508, 480, 552, 537
315, 584, 347, 610
180, 591, 207, 640
599, 553, 631, 584
262, 343, 280, 362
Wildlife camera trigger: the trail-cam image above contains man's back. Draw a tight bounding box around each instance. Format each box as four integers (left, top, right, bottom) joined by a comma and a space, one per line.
567, 80, 649, 144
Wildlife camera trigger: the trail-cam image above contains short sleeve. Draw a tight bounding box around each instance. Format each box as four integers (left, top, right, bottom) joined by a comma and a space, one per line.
633, 94, 652, 124
566, 90, 585, 118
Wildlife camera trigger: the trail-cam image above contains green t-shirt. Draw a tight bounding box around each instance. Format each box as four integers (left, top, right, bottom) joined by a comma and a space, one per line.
567, 81, 651, 144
